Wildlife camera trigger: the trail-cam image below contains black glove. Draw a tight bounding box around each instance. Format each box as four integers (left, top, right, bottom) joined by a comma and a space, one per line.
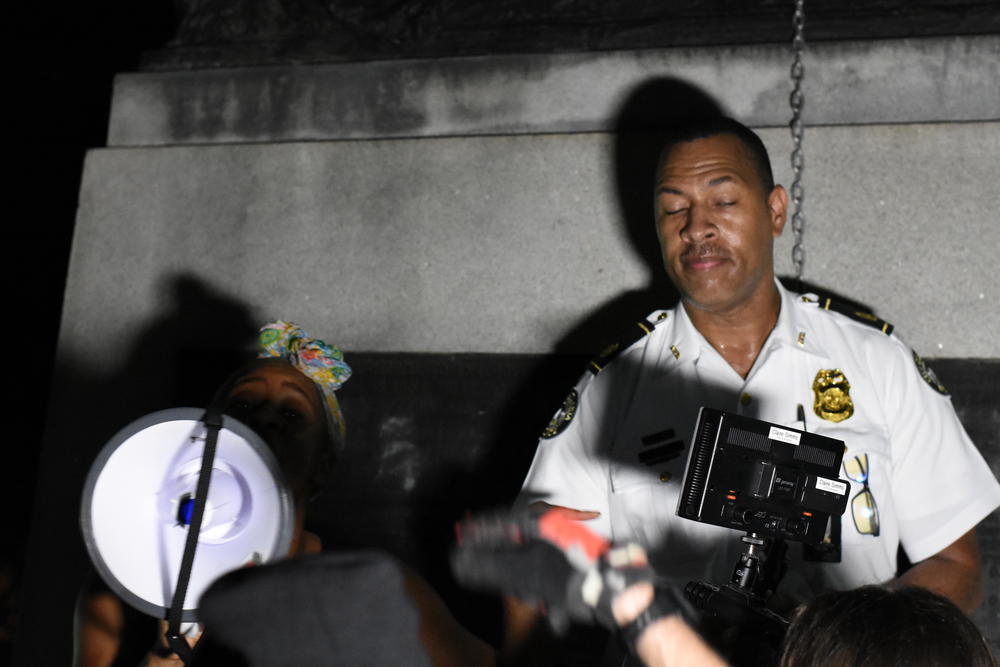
451, 511, 581, 629
451, 507, 692, 642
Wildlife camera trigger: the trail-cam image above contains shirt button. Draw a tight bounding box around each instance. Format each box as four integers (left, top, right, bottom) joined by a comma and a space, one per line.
740, 392, 752, 406
659, 472, 672, 483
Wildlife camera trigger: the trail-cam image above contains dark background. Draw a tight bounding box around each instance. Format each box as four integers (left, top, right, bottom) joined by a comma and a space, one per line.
8, 1, 999, 664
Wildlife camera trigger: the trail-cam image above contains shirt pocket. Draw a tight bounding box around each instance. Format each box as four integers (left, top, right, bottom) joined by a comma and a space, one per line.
812, 425, 894, 550
610, 457, 680, 542
609, 450, 729, 563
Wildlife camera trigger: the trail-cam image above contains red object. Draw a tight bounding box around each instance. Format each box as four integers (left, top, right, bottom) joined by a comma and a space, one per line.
537, 508, 610, 562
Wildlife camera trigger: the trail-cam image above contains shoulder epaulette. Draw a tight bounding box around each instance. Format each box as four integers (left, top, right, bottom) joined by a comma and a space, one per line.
806, 294, 894, 336
588, 318, 661, 374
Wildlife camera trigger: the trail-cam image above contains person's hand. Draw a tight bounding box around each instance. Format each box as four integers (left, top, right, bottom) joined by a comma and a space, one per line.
146, 620, 202, 666
527, 500, 601, 522
452, 507, 653, 632
612, 581, 657, 626
611, 581, 727, 667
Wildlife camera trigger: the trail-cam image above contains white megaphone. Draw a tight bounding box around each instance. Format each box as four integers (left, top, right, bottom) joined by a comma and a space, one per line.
80, 408, 294, 623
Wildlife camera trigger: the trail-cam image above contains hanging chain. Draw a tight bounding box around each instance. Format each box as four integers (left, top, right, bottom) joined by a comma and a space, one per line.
789, 0, 806, 281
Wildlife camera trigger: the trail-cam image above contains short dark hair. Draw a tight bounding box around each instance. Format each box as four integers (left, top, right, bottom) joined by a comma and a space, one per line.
780, 585, 997, 667
655, 116, 775, 194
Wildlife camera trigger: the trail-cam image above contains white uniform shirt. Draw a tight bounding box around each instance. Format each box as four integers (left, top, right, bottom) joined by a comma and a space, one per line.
519, 283, 1000, 598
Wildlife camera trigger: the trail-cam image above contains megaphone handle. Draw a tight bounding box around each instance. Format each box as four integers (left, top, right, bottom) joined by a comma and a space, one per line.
165, 408, 224, 663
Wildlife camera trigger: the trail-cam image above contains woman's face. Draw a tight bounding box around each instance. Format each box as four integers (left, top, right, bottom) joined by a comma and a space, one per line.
222, 362, 327, 499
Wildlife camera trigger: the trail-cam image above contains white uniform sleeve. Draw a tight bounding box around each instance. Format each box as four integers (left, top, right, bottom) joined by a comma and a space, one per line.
516, 366, 630, 539
879, 342, 1000, 562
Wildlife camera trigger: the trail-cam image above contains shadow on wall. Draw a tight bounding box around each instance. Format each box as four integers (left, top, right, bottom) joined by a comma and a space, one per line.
555, 76, 727, 353
281, 80, 742, 653
350, 78, 739, 653
15, 273, 256, 666
470, 77, 734, 516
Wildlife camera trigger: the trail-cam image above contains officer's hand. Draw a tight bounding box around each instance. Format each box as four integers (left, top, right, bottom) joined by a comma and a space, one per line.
528, 500, 601, 521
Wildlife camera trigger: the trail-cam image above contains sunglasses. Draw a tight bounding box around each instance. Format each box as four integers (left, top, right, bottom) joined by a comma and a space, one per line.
843, 454, 880, 536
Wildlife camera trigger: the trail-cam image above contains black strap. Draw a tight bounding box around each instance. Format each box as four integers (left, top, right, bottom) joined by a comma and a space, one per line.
165, 408, 224, 663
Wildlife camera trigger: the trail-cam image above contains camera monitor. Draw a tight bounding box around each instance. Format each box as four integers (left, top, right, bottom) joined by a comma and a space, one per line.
677, 408, 850, 545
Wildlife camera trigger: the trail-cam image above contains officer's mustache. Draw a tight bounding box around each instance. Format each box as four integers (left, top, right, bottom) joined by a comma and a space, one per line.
680, 243, 728, 262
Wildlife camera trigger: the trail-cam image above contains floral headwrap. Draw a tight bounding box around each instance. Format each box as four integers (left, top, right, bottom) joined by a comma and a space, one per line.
257, 320, 352, 441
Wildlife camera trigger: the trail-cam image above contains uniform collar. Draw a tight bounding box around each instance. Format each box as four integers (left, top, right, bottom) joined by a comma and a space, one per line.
773, 280, 829, 360
668, 280, 812, 366
768, 280, 805, 352
670, 298, 705, 366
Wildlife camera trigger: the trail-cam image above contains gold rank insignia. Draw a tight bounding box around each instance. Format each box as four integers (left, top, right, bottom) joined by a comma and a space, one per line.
812, 369, 854, 422
912, 350, 948, 395
541, 389, 578, 439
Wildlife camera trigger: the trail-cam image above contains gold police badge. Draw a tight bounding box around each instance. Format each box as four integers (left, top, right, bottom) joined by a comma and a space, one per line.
812, 369, 854, 422
541, 389, 578, 439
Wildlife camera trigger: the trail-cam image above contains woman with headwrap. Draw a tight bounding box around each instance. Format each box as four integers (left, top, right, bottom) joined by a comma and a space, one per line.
211, 321, 352, 557
77, 321, 494, 666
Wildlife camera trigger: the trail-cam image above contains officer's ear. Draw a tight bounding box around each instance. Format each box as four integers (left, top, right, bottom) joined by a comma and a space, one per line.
768, 185, 789, 238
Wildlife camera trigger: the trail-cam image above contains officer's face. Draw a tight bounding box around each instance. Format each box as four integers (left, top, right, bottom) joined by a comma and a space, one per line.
654, 134, 787, 314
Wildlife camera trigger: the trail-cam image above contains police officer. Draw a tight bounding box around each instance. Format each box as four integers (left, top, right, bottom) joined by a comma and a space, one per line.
514, 117, 999, 645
